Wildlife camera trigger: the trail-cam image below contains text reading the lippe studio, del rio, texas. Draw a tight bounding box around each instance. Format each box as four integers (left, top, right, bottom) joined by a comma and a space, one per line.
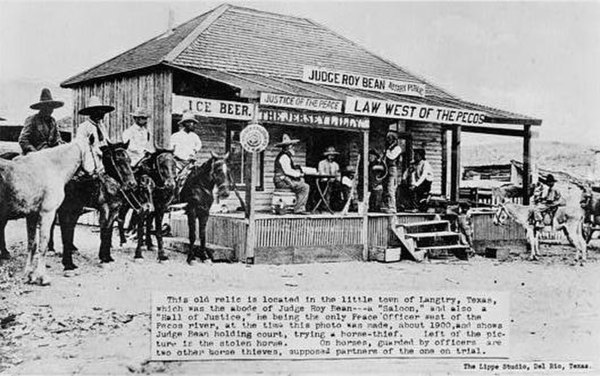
151, 292, 509, 361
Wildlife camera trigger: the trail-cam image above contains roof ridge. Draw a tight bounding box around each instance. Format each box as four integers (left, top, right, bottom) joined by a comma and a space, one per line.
224, 4, 315, 24
303, 17, 458, 100
60, 6, 217, 87
164, 4, 231, 63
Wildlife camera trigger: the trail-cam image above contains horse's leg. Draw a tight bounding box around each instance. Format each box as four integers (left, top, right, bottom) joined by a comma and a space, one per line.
526, 227, 538, 261
30, 210, 55, 286
198, 213, 212, 263
23, 214, 38, 280
98, 204, 114, 263
0, 218, 9, 260
48, 215, 56, 254
155, 211, 168, 261
186, 209, 196, 264
145, 214, 154, 250
134, 211, 144, 259
117, 206, 129, 246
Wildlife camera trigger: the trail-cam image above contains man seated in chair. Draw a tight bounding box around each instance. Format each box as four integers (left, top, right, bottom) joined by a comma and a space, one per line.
409, 148, 434, 211
273, 134, 310, 214
532, 174, 565, 228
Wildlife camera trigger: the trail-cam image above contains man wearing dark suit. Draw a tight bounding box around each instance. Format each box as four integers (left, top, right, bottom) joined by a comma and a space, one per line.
18, 88, 64, 155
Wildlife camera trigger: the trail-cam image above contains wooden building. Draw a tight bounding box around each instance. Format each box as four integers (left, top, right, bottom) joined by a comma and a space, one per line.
61, 4, 542, 263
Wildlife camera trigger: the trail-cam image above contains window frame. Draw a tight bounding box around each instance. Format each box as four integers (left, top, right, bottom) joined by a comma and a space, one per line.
225, 124, 265, 191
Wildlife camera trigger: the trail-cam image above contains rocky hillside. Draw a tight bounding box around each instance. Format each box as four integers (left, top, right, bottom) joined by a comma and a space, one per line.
462, 141, 598, 180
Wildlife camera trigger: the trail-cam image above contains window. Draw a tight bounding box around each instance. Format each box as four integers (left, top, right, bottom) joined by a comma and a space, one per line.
226, 127, 264, 191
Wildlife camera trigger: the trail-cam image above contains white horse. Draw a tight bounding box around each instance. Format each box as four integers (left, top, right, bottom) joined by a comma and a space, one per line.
0, 137, 95, 285
492, 185, 587, 264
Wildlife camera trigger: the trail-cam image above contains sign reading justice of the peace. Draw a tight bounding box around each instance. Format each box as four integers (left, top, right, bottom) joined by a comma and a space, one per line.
240, 124, 269, 153
302, 66, 426, 98
259, 108, 369, 130
260, 92, 343, 113
345, 96, 486, 125
172, 95, 254, 121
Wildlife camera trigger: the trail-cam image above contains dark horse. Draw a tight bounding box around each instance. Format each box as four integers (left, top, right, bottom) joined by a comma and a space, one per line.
181, 152, 230, 265
117, 149, 177, 260
51, 141, 138, 269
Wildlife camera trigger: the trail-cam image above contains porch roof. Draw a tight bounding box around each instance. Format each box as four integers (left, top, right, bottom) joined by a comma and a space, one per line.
170, 64, 542, 126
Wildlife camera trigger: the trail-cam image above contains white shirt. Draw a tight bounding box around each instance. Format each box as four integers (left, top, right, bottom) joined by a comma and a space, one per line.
412, 160, 434, 186
386, 145, 402, 161
123, 124, 152, 166
170, 130, 202, 161
76, 119, 109, 172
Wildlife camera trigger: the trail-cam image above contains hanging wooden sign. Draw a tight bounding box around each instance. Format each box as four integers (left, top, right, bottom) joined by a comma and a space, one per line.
172, 95, 254, 121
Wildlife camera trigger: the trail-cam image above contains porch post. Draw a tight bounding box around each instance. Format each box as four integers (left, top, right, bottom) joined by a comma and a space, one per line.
441, 128, 448, 197
362, 129, 369, 261
244, 102, 259, 264
523, 124, 531, 205
450, 125, 461, 202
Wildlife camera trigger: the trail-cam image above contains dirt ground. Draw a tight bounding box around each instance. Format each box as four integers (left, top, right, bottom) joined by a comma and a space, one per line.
1, 219, 599, 375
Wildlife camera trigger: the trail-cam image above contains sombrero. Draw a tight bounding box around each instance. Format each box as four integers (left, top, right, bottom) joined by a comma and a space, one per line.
178, 112, 198, 125
79, 96, 115, 115
275, 134, 299, 147
546, 174, 557, 184
30, 88, 64, 110
323, 146, 340, 156
130, 107, 150, 118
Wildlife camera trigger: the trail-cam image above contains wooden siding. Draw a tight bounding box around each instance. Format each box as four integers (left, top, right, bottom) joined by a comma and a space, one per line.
70, 69, 173, 147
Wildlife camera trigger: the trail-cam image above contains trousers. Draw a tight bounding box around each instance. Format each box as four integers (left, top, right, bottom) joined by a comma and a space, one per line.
274, 176, 310, 213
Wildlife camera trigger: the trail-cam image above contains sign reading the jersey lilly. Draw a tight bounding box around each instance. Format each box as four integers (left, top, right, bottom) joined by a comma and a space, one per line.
302, 66, 426, 98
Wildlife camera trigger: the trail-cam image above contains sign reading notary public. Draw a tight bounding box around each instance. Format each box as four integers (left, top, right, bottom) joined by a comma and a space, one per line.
345, 96, 486, 125
259, 108, 369, 130
302, 66, 426, 98
260, 93, 343, 113
172, 95, 254, 121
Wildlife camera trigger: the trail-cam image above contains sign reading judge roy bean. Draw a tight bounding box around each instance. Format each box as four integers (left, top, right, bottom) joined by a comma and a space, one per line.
345, 96, 486, 125
172, 94, 254, 121
302, 66, 426, 98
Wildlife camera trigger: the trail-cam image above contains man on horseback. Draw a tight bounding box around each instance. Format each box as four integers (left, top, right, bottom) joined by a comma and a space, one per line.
19, 88, 64, 155
76, 96, 114, 174
170, 112, 202, 188
532, 174, 565, 228
122, 107, 154, 167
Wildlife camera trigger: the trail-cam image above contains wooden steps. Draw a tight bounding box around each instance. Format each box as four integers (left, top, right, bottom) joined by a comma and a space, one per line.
391, 218, 470, 261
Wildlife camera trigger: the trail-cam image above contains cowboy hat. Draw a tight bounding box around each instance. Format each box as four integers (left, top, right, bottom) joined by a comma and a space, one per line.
130, 107, 150, 118
323, 146, 340, 156
275, 134, 299, 147
178, 112, 198, 125
30, 88, 64, 110
546, 174, 557, 184
79, 96, 115, 115
0, 116, 5, 121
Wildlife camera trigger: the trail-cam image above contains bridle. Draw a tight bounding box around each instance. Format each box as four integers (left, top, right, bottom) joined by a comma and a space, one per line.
103, 147, 130, 187
493, 203, 509, 225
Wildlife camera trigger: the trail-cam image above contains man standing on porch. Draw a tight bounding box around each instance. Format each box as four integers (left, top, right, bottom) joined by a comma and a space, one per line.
382, 131, 402, 213
274, 134, 310, 215
122, 107, 153, 166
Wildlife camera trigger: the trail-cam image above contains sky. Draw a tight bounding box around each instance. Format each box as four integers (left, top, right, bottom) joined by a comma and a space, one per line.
0, 1, 599, 146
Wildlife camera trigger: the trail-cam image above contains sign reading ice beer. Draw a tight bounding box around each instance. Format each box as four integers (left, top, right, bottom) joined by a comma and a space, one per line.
172, 95, 254, 121
260, 92, 343, 113
345, 96, 486, 125
302, 66, 426, 98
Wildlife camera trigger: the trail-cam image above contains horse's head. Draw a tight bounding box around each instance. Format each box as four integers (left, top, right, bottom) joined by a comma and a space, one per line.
100, 140, 137, 190
151, 148, 177, 191
580, 188, 593, 210
209, 151, 230, 199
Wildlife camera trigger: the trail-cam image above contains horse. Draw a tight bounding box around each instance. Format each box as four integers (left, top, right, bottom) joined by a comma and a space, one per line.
492, 185, 587, 263
117, 149, 177, 260
52, 141, 138, 269
180, 152, 230, 265
579, 187, 600, 243
0, 137, 95, 285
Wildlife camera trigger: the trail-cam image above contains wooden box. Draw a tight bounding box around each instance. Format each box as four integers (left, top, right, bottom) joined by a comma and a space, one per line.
371, 246, 402, 263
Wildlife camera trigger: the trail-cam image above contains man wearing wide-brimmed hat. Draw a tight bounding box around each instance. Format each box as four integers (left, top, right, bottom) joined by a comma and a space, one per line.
382, 130, 403, 213
18, 88, 64, 155
170, 111, 202, 171
274, 134, 310, 214
532, 174, 565, 227
76, 95, 115, 173
122, 107, 154, 166
317, 146, 342, 211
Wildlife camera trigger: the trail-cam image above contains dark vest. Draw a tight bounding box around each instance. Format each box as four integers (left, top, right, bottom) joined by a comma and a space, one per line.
274, 151, 300, 182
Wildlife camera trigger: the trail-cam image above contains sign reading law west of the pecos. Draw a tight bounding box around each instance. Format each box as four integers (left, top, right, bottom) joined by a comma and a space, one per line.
345, 97, 486, 125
